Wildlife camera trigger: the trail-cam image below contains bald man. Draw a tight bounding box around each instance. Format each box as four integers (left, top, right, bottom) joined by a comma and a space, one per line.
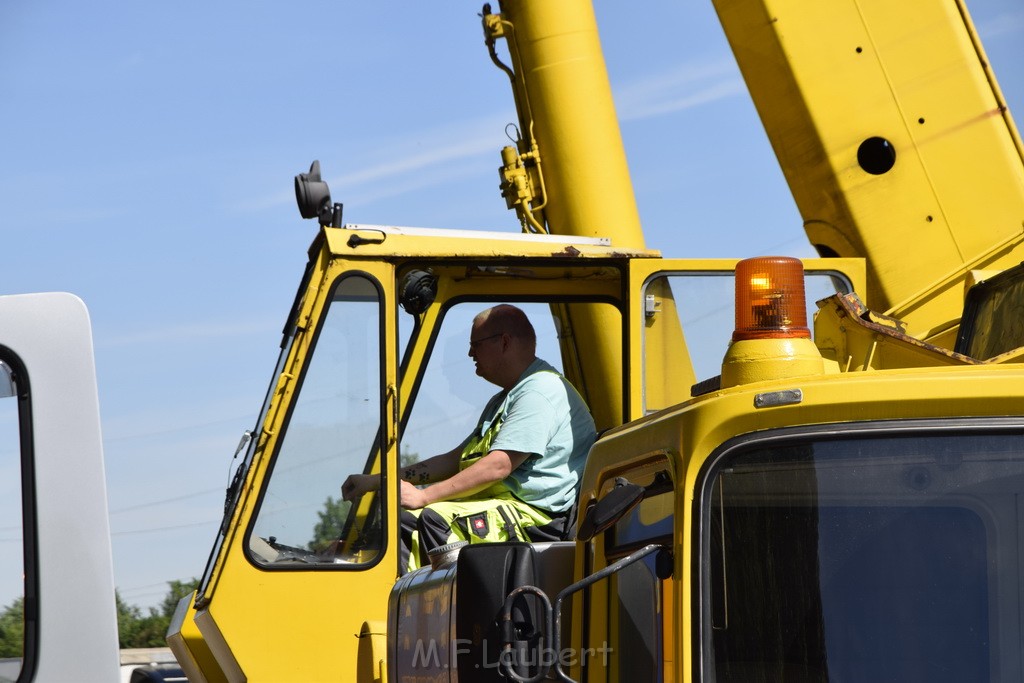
343, 304, 597, 573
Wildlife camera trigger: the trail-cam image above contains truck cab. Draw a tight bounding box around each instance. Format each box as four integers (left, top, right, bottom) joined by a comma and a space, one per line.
166, 223, 862, 680
0, 293, 120, 682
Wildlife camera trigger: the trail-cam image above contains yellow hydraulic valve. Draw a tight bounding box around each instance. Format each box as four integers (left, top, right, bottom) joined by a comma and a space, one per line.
498, 144, 547, 233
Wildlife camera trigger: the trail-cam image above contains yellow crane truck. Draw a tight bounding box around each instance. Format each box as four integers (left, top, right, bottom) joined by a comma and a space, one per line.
168, 0, 1024, 680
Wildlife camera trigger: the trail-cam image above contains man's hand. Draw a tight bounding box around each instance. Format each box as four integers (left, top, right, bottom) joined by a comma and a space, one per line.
341, 473, 380, 502
400, 480, 429, 510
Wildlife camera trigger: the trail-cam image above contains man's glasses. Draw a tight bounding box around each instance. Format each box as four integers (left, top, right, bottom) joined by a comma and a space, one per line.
469, 333, 503, 350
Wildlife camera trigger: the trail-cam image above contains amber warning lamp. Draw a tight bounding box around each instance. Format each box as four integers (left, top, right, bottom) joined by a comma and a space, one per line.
733, 256, 810, 340
722, 256, 823, 388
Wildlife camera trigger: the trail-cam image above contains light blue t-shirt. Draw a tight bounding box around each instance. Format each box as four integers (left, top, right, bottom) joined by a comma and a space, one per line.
468, 358, 597, 513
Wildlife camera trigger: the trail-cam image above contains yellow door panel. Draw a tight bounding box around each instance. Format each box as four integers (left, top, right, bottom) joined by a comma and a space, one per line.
187, 260, 400, 681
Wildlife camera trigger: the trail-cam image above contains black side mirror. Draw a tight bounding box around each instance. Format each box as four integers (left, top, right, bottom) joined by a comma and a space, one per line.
576, 477, 644, 542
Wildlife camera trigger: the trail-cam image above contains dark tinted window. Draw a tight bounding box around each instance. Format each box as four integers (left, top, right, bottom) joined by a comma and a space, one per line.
701, 431, 1024, 682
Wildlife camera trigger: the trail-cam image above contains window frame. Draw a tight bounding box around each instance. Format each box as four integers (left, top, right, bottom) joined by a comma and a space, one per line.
692, 417, 1024, 683
638, 267, 855, 412
242, 270, 391, 573
396, 284, 627, 457
0, 346, 38, 682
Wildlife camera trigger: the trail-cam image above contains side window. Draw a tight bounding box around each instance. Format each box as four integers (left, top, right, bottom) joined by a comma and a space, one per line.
400, 302, 564, 463
0, 359, 26, 677
248, 275, 385, 567
601, 465, 674, 681
643, 272, 849, 408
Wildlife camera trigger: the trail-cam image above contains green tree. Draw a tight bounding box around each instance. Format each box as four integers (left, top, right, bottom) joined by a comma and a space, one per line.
116, 591, 140, 647
117, 578, 200, 648
400, 445, 421, 468
159, 579, 200, 621
307, 447, 421, 553
0, 596, 24, 658
308, 496, 352, 553
0, 580, 202, 653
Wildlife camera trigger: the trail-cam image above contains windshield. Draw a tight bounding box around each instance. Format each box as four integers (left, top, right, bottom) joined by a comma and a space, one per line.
700, 424, 1024, 682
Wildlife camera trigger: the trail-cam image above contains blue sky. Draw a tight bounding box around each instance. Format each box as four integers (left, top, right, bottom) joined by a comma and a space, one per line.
1, 0, 1022, 609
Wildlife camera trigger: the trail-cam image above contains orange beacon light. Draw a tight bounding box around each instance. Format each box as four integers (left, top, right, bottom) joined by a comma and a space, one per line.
733, 256, 810, 341
722, 256, 824, 388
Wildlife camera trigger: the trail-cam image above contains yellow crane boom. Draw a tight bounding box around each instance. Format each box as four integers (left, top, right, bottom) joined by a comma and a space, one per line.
715, 0, 1024, 340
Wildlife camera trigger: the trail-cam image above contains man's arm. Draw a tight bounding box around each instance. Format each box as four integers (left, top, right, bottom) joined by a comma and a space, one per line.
401, 446, 462, 485
400, 449, 530, 509
341, 446, 462, 502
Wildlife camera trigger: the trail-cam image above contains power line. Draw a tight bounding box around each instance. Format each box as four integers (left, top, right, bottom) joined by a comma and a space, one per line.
118, 578, 198, 597
111, 519, 218, 537
103, 415, 256, 445
109, 488, 223, 515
